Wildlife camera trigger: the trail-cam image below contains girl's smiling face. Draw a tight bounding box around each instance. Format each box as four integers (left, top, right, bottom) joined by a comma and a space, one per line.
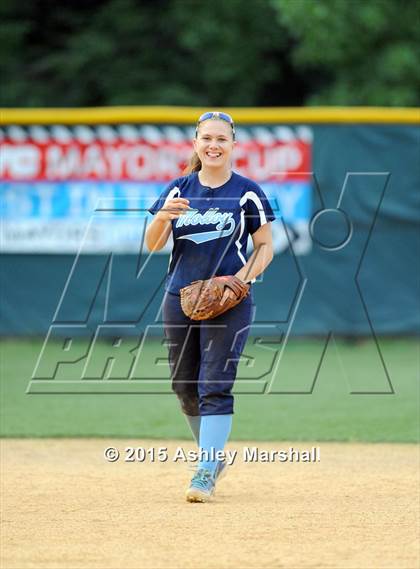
193, 119, 235, 171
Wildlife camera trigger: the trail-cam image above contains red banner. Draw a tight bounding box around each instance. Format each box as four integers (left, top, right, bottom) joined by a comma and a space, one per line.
1, 138, 310, 182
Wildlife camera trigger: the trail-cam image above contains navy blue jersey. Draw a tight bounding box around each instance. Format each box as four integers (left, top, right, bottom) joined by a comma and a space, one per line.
148, 171, 275, 295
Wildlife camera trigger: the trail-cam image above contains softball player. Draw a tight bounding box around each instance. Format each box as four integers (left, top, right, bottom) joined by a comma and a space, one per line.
146, 111, 275, 502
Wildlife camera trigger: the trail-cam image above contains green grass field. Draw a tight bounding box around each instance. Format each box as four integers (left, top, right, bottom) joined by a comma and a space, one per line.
1, 337, 418, 442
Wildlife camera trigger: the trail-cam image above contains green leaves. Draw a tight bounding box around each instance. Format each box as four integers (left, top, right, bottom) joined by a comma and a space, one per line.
1, 0, 418, 107
272, 0, 420, 106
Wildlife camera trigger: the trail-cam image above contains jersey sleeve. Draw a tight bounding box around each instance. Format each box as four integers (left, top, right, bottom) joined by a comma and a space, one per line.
148, 179, 181, 216
241, 182, 276, 235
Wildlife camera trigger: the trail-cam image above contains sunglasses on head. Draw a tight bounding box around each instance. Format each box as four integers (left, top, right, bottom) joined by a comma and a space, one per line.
196, 111, 236, 139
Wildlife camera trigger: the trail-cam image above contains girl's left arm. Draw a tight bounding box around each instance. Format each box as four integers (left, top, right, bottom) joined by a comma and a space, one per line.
235, 222, 274, 284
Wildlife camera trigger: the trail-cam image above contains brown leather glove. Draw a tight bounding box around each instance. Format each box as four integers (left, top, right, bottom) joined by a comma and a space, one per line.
180, 275, 250, 320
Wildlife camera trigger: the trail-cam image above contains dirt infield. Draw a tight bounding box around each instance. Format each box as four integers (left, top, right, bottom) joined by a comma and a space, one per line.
1, 439, 419, 569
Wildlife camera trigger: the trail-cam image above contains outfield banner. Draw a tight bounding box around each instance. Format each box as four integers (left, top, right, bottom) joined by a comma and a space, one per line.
0, 124, 312, 254
1, 112, 419, 336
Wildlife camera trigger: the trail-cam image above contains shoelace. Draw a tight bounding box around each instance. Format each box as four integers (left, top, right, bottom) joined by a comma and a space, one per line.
191, 468, 213, 490
187, 461, 224, 476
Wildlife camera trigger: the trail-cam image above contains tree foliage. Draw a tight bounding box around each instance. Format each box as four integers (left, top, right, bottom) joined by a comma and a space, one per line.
0, 0, 418, 107
0, 0, 297, 107
272, 0, 420, 106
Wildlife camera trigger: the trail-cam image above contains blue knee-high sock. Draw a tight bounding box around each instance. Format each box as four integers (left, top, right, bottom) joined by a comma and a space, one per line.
198, 414, 232, 476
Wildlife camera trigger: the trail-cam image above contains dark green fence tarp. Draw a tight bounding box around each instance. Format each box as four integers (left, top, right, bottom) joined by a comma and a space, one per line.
1, 125, 419, 336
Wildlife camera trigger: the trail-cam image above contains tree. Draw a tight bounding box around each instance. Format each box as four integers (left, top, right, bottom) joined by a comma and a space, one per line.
1, 0, 418, 107
0, 0, 301, 107
271, 0, 420, 106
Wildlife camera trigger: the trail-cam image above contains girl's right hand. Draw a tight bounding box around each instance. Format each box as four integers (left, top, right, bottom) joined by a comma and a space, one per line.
156, 198, 191, 221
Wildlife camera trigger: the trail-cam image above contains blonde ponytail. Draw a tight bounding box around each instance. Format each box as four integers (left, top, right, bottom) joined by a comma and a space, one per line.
183, 151, 202, 175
